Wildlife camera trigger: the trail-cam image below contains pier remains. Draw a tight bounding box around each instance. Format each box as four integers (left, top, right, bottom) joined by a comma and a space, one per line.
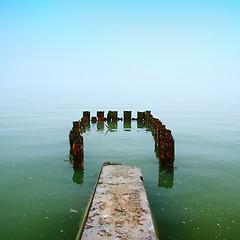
69, 110, 175, 169
68, 110, 175, 239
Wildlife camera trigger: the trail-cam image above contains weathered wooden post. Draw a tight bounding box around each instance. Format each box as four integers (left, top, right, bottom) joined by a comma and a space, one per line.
145, 111, 151, 124
97, 111, 104, 122
112, 111, 118, 121
69, 109, 175, 169
81, 111, 90, 131
108, 121, 118, 130
83, 111, 90, 122
137, 111, 145, 122
158, 129, 175, 167
91, 117, 97, 123
107, 111, 118, 122
124, 111, 131, 121
69, 121, 80, 152
144, 110, 175, 168
72, 120, 80, 131
69, 121, 84, 168
107, 111, 112, 121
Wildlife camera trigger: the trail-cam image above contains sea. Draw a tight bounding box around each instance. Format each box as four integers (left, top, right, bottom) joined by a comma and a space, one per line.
0, 99, 239, 240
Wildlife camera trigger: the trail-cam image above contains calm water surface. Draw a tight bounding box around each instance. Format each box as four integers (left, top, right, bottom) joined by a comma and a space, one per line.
0, 101, 239, 239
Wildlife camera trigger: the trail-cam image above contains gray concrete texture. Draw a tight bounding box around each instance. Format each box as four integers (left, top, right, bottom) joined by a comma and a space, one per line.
80, 164, 157, 240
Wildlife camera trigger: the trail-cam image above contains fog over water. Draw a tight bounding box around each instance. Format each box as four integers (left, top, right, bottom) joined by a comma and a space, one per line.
1, 0, 239, 107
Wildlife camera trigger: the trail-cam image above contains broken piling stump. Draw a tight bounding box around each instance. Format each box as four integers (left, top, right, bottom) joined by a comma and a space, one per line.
97, 111, 104, 122
69, 121, 84, 168
145, 111, 175, 167
107, 111, 112, 121
69, 110, 175, 169
124, 111, 131, 121
137, 111, 145, 122
91, 117, 97, 123
112, 111, 118, 121
77, 163, 157, 240
107, 111, 118, 122
83, 111, 90, 122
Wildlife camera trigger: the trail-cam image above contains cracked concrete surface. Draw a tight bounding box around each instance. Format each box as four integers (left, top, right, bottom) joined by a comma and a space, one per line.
80, 164, 157, 240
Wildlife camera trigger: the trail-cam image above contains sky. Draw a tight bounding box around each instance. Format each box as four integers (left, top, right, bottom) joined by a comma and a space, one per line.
0, 0, 239, 106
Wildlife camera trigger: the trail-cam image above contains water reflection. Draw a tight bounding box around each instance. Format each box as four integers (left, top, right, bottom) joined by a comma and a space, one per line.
80, 123, 90, 133
158, 166, 174, 188
97, 122, 104, 131
107, 121, 118, 130
155, 141, 174, 188
137, 121, 146, 129
72, 168, 84, 184
124, 121, 131, 131
77, 121, 175, 188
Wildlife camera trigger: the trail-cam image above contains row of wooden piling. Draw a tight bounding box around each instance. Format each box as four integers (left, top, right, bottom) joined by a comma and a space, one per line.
69, 110, 175, 169
145, 111, 175, 167
81, 111, 133, 123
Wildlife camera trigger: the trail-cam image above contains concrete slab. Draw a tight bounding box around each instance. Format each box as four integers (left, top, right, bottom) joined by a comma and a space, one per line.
79, 163, 157, 240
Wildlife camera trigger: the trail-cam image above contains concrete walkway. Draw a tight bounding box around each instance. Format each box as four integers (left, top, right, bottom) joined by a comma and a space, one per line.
78, 163, 157, 240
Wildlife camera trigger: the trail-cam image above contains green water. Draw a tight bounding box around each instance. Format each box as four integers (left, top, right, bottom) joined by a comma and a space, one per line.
0, 102, 239, 239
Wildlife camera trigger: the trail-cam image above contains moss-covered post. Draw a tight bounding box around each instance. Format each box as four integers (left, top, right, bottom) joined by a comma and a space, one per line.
137, 111, 145, 122
124, 111, 131, 121
112, 111, 118, 121
107, 111, 112, 121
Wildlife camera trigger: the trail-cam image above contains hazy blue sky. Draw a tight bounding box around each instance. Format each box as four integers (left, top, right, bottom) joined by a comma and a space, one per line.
1, 0, 239, 105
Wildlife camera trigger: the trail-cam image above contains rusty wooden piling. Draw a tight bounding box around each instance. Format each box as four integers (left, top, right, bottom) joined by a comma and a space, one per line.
83, 111, 90, 122
91, 117, 97, 123
124, 111, 131, 121
137, 111, 145, 122
107, 111, 112, 121
72, 120, 80, 130
97, 111, 104, 122
81, 111, 90, 128
145, 111, 175, 167
69, 121, 84, 168
107, 111, 118, 122
111, 111, 118, 121
69, 110, 175, 168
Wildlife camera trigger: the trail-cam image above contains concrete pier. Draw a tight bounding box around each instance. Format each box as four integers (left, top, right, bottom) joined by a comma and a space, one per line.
77, 163, 157, 240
